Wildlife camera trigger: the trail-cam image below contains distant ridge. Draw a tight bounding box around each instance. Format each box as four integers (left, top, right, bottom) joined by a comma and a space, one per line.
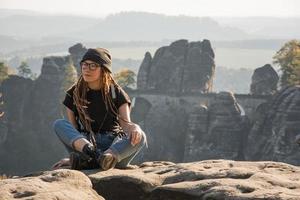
0, 9, 248, 41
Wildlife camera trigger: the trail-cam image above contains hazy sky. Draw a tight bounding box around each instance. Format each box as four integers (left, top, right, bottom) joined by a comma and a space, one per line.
1, 0, 299, 17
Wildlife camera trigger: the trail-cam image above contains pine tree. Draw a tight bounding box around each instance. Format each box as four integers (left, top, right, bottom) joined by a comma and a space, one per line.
17, 61, 35, 79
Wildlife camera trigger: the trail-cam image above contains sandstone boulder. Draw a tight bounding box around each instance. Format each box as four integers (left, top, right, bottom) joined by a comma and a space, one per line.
0, 169, 104, 200
250, 64, 279, 95
137, 39, 215, 93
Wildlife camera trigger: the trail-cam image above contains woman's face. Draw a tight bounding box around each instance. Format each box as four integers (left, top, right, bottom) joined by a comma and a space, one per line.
80, 60, 101, 83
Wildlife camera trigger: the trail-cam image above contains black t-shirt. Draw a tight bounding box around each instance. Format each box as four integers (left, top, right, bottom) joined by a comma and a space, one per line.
63, 84, 131, 133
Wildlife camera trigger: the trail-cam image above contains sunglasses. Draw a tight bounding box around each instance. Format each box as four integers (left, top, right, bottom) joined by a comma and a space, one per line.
80, 61, 100, 71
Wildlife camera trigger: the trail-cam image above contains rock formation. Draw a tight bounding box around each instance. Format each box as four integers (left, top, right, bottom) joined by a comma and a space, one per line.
140, 97, 189, 162
137, 39, 215, 93
0, 76, 33, 147
1, 41, 299, 177
68, 43, 87, 74
184, 105, 209, 161
0, 56, 76, 175
0, 92, 6, 144
184, 92, 249, 162
250, 64, 279, 95
246, 86, 300, 165
1, 160, 300, 200
134, 91, 251, 164
136, 52, 152, 91
207, 92, 247, 160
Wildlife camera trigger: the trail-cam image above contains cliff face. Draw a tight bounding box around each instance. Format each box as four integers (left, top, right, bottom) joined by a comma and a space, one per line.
135, 91, 251, 164
184, 92, 248, 162
133, 85, 300, 165
0, 56, 75, 175
137, 39, 215, 93
139, 97, 189, 162
246, 86, 300, 165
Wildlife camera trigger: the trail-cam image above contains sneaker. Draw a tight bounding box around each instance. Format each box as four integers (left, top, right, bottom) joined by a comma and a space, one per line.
98, 153, 118, 171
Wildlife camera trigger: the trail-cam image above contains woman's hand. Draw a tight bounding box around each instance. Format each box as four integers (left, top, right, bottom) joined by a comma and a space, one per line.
51, 158, 70, 170
118, 103, 143, 146
126, 123, 143, 146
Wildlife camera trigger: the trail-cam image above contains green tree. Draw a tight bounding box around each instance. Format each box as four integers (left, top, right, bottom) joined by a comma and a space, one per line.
114, 68, 136, 88
0, 62, 8, 84
273, 40, 300, 87
17, 61, 36, 79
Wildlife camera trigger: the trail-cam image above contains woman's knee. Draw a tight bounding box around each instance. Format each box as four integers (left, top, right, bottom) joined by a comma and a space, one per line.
53, 119, 69, 133
138, 131, 147, 148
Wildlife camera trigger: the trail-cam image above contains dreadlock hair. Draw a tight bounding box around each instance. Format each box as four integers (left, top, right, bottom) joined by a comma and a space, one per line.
72, 66, 125, 134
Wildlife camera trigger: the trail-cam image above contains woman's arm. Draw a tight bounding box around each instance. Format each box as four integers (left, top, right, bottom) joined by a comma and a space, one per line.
66, 107, 78, 130
118, 103, 142, 146
118, 103, 131, 129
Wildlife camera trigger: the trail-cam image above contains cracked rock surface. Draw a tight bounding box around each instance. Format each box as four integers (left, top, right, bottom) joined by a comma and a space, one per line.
1, 160, 300, 200
88, 160, 300, 200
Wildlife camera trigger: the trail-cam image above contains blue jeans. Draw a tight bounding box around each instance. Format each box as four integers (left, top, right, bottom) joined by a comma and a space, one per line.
53, 119, 147, 168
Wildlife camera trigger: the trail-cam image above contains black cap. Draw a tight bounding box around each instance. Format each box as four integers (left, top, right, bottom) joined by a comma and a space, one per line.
81, 48, 112, 73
